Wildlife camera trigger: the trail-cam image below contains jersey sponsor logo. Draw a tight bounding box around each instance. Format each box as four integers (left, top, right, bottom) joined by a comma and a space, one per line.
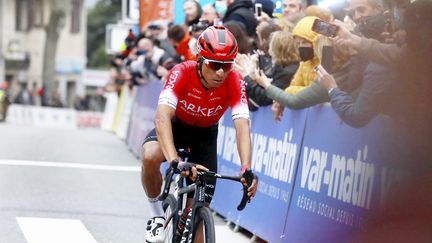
192, 88, 203, 94
179, 100, 223, 117
187, 92, 201, 100
209, 96, 222, 101
240, 79, 247, 104
166, 70, 180, 89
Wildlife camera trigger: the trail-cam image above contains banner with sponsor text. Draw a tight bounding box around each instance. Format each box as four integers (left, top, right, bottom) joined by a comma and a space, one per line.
212, 107, 308, 243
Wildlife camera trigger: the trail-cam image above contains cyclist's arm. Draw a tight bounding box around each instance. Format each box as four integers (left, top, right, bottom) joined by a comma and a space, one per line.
155, 104, 178, 163
233, 118, 252, 171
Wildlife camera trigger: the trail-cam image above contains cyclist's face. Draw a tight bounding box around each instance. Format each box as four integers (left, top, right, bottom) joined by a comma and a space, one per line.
201, 59, 233, 88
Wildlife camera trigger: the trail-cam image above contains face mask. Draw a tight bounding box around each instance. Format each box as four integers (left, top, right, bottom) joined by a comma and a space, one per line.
298, 47, 314, 62
356, 14, 387, 40
136, 49, 148, 56
214, 1, 227, 18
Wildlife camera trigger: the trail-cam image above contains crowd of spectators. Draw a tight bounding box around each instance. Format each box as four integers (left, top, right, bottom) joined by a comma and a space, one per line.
107, 0, 432, 240
110, 0, 429, 132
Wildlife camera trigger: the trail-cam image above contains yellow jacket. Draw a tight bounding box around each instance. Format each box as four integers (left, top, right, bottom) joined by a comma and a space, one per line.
286, 16, 320, 94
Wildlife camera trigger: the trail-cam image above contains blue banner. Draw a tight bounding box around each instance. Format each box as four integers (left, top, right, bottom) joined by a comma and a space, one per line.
282, 105, 399, 242
126, 80, 163, 157
212, 107, 308, 242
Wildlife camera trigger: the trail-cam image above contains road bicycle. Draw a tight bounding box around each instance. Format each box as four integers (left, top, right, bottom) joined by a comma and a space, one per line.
158, 154, 255, 243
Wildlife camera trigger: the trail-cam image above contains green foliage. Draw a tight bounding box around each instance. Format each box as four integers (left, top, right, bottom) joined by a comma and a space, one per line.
87, 0, 122, 68
87, 43, 111, 68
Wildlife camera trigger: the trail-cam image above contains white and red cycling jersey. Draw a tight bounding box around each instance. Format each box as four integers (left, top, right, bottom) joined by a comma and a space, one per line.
158, 61, 249, 127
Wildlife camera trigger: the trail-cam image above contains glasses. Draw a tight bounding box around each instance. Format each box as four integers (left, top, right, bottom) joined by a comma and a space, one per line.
203, 58, 234, 72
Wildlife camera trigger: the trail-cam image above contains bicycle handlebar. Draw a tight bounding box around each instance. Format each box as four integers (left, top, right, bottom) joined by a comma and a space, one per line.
157, 160, 256, 211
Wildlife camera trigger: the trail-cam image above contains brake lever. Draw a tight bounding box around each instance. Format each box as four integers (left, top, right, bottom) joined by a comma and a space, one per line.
158, 160, 179, 201
237, 169, 255, 211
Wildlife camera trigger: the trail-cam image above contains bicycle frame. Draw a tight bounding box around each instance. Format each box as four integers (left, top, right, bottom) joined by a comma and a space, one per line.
159, 162, 254, 243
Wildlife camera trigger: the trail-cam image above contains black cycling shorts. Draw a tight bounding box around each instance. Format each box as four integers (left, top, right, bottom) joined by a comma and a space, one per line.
143, 118, 218, 203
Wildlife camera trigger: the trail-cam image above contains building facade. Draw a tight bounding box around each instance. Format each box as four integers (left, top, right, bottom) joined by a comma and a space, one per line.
0, 0, 86, 107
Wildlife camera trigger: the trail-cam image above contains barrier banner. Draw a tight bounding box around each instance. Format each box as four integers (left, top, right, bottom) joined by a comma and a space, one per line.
126, 80, 163, 157
101, 92, 119, 131
282, 105, 399, 242
212, 107, 308, 243
115, 85, 136, 139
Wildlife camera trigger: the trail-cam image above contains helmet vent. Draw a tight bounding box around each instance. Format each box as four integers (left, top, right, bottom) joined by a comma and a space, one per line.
217, 29, 226, 46
203, 33, 215, 54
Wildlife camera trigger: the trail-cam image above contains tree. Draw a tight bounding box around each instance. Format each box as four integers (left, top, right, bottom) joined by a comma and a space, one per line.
42, 0, 70, 106
87, 0, 122, 68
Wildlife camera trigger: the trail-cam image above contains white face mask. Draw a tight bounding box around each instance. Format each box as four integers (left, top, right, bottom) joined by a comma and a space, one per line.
214, 1, 228, 18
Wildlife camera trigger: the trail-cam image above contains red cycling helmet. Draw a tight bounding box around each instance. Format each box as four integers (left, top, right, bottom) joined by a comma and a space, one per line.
197, 25, 238, 61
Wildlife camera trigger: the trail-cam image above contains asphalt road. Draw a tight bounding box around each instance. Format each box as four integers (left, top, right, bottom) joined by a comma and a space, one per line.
0, 123, 251, 243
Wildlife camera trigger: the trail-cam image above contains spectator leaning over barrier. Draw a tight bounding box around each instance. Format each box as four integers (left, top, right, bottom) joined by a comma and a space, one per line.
252, 37, 354, 113
282, 0, 306, 24
343, 2, 432, 241
235, 30, 299, 112
269, 16, 325, 120
140, 25, 258, 243
285, 16, 322, 94
324, 0, 432, 153
167, 25, 197, 61
222, 0, 258, 37
316, 0, 403, 128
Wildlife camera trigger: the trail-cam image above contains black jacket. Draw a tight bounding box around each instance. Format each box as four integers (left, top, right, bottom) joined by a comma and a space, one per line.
246, 63, 298, 111
223, 0, 258, 37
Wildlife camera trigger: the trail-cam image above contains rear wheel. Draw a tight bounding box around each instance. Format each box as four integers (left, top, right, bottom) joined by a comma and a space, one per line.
193, 207, 215, 243
163, 195, 178, 243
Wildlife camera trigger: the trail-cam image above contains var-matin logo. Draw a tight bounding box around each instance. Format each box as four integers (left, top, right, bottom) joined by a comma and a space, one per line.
300, 146, 374, 209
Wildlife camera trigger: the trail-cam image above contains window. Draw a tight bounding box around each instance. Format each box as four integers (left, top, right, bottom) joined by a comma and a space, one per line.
31, 0, 44, 28
16, 0, 31, 31
71, 0, 82, 33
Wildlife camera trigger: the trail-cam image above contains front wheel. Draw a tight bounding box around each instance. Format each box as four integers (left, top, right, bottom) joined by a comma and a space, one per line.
193, 207, 215, 243
163, 194, 178, 243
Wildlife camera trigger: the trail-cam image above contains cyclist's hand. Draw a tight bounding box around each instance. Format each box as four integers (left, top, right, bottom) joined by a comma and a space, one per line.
241, 172, 258, 200
179, 163, 208, 181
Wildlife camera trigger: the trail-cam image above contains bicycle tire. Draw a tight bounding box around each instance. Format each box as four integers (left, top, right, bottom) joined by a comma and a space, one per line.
193, 207, 215, 243
163, 194, 178, 243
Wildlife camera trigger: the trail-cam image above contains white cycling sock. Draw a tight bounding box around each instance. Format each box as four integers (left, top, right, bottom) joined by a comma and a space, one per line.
148, 197, 164, 218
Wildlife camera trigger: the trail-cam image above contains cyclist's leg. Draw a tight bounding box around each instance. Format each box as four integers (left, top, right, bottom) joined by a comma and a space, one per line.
141, 140, 165, 198
141, 129, 166, 242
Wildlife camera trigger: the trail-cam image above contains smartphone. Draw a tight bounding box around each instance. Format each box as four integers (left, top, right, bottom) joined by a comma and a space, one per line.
312, 19, 339, 37
321, 46, 334, 73
255, 3, 263, 17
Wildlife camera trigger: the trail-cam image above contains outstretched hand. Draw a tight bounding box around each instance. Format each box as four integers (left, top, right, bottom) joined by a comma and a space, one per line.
234, 54, 256, 78
271, 101, 284, 122
252, 69, 271, 88
315, 65, 337, 91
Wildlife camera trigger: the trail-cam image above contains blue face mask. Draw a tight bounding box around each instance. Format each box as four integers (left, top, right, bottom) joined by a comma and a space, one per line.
136, 49, 148, 56
214, 1, 227, 18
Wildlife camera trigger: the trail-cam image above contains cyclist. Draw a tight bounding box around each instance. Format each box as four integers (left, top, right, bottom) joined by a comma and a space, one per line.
141, 25, 258, 242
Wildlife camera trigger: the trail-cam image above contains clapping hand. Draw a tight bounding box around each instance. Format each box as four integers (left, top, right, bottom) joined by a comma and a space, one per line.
234, 54, 256, 78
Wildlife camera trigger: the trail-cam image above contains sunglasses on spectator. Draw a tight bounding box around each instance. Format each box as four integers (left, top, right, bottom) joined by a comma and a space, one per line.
203, 58, 234, 72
